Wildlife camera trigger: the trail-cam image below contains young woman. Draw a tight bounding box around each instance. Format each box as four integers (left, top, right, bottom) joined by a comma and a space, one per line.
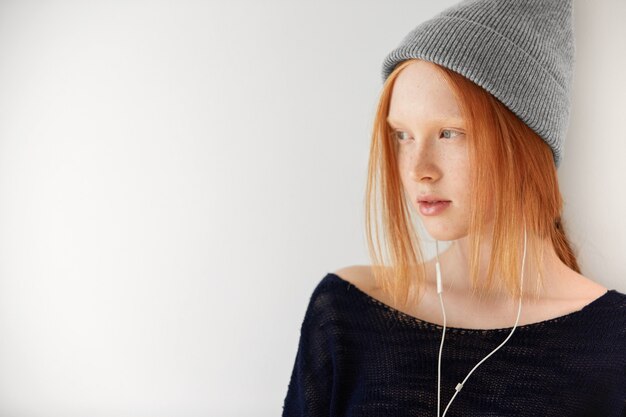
282, 0, 626, 415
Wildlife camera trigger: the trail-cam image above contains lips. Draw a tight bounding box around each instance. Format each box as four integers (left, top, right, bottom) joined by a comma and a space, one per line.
417, 195, 450, 204
418, 200, 451, 216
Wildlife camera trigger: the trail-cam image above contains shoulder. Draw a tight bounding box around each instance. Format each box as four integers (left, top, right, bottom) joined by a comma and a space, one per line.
299, 267, 380, 330
601, 288, 626, 312
315, 264, 391, 311
332, 263, 433, 299
304, 267, 371, 318
332, 265, 376, 291
331, 264, 411, 309
584, 289, 626, 347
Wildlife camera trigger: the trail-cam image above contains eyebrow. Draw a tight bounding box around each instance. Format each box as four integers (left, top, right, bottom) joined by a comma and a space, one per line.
386, 116, 465, 126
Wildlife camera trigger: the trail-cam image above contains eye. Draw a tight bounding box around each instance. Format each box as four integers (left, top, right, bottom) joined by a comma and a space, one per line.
441, 129, 462, 139
391, 129, 463, 142
392, 130, 411, 142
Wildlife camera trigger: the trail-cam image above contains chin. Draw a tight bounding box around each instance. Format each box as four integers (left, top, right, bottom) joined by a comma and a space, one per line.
422, 224, 468, 242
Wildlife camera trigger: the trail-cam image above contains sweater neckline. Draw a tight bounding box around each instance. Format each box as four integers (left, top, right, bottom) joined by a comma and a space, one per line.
327, 272, 615, 334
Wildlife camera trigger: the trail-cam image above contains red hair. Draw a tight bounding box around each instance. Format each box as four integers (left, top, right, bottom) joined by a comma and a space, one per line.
365, 59, 580, 308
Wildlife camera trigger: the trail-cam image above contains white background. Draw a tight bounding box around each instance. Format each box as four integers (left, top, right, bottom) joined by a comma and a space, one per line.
0, 0, 624, 416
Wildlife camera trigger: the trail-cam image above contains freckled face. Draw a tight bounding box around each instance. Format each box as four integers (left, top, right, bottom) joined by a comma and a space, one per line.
387, 60, 472, 241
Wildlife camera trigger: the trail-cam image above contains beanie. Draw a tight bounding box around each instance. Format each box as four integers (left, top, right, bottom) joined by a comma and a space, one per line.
381, 0, 575, 168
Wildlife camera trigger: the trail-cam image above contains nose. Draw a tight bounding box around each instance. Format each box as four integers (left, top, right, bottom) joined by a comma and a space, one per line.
407, 143, 441, 183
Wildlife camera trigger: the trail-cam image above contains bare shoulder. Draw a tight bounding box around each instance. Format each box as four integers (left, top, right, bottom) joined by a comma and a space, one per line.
536, 268, 609, 318
332, 265, 377, 293
562, 271, 609, 301
333, 263, 432, 298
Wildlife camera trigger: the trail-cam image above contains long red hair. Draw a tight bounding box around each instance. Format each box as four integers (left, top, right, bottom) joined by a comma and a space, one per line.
365, 58, 580, 308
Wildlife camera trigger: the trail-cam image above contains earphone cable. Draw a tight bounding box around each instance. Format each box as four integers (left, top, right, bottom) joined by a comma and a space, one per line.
437, 224, 527, 416
435, 240, 446, 417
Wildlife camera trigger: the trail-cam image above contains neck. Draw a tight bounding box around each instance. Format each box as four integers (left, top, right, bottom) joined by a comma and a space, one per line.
435, 235, 570, 302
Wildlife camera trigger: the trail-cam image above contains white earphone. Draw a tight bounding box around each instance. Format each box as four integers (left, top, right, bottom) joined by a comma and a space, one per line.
435, 223, 527, 416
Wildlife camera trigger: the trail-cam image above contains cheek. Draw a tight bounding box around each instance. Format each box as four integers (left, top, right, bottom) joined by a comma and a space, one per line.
449, 174, 470, 200
449, 162, 472, 205
395, 151, 410, 181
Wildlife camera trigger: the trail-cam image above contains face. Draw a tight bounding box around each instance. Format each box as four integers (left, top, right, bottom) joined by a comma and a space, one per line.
387, 60, 472, 241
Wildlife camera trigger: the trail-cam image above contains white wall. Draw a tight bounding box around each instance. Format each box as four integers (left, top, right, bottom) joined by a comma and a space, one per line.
0, 0, 623, 416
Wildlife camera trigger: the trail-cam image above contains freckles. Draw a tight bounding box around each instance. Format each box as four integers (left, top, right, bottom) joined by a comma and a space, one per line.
395, 149, 412, 168
397, 156, 414, 184
447, 151, 470, 171
397, 160, 410, 181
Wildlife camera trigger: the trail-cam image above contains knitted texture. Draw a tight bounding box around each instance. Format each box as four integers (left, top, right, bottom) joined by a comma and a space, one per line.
381, 0, 575, 168
282, 273, 626, 416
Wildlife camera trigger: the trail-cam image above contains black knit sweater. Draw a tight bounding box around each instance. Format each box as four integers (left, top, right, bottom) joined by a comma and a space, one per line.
282, 273, 626, 416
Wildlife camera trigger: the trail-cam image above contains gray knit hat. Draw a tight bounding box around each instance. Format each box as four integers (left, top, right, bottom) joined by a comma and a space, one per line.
381, 0, 575, 168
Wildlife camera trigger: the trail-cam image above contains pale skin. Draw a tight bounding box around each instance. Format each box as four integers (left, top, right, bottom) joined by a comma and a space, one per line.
335, 60, 608, 330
